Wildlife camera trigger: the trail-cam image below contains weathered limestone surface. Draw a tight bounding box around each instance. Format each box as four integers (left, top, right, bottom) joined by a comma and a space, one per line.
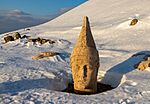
32, 51, 59, 60
135, 55, 150, 71
70, 16, 99, 94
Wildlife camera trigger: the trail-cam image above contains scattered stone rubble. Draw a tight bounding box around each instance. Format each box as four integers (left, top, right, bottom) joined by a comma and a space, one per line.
28, 37, 55, 45
2, 32, 55, 45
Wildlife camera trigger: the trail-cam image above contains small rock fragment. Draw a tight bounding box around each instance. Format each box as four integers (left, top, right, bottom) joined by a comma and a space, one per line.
130, 19, 138, 26
135, 55, 150, 71
4, 36, 14, 43
28, 38, 37, 43
137, 61, 150, 71
38, 38, 49, 45
49, 40, 55, 44
22, 35, 30, 39
13, 32, 21, 39
32, 51, 59, 60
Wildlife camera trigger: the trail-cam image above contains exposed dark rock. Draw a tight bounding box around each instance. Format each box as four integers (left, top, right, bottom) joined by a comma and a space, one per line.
28, 37, 55, 45
13, 32, 21, 39
21, 35, 30, 39
28, 38, 37, 43
4, 36, 14, 43
49, 40, 55, 44
130, 19, 138, 26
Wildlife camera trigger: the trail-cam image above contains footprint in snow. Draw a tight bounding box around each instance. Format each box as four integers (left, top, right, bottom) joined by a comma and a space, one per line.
141, 91, 150, 96
125, 80, 137, 86
123, 85, 139, 94
119, 97, 135, 104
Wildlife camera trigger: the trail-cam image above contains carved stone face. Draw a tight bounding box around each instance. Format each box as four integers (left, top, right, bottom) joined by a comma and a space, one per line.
73, 61, 98, 93
70, 47, 99, 94
70, 16, 99, 94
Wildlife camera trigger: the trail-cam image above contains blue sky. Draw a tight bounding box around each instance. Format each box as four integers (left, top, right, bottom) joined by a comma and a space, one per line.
0, 0, 87, 16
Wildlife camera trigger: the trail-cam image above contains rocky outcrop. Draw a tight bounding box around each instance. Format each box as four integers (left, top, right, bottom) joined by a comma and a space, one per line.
70, 16, 99, 94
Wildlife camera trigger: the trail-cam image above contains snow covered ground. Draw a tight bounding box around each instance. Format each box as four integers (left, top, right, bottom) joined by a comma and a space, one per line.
1, 0, 150, 103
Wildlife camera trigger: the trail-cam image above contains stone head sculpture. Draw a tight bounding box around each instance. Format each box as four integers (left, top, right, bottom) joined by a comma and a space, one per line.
70, 16, 99, 94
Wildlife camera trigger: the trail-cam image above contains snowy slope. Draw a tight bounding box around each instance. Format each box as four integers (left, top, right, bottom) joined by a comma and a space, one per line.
1, 0, 150, 103
32, 0, 150, 35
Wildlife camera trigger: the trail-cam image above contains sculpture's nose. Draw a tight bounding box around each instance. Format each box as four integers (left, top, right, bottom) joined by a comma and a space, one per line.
83, 65, 88, 79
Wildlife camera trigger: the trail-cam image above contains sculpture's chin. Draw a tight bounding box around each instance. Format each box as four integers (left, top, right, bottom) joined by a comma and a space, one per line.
74, 89, 97, 94
74, 78, 97, 94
